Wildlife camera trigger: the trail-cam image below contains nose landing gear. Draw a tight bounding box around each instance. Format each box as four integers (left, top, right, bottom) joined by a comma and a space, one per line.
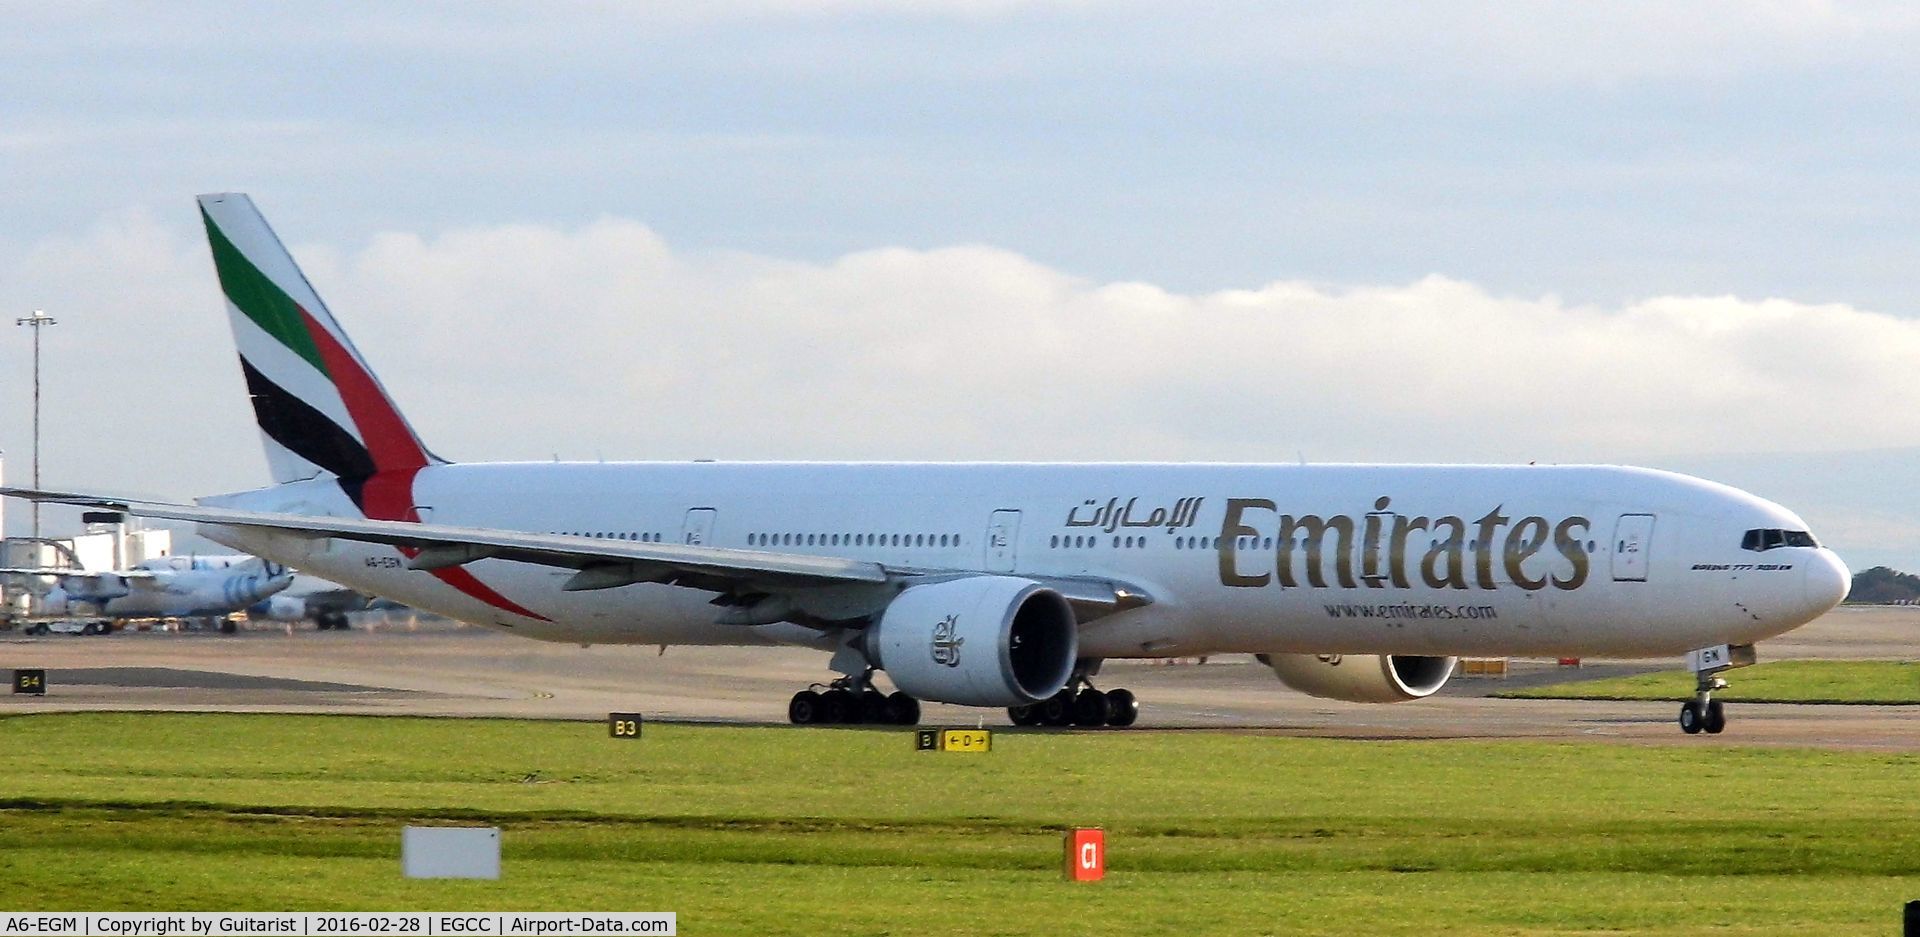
1678, 674, 1728, 735
1678, 643, 1754, 735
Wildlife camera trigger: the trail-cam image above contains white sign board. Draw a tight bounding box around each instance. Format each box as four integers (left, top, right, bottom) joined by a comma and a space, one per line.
402, 826, 500, 880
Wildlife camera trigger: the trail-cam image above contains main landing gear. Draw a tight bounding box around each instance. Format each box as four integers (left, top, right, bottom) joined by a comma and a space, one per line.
1008, 678, 1139, 728
788, 672, 921, 726
1677, 643, 1755, 735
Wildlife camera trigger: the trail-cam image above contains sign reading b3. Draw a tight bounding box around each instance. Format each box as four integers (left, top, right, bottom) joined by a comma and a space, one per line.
607, 712, 643, 739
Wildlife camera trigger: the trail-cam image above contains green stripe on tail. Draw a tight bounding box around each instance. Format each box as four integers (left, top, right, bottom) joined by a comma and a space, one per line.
201, 206, 327, 375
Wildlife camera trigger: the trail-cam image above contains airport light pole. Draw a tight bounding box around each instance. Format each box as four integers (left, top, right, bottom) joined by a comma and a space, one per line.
14, 309, 56, 538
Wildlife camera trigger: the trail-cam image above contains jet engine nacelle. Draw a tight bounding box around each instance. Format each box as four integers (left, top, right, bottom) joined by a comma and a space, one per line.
1260, 653, 1456, 703
35, 587, 70, 617
869, 576, 1078, 707
58, 574, 130, 603
251, 595, 309, 622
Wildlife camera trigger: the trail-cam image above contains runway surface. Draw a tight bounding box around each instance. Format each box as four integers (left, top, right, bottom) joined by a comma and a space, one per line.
1, 606, 1914, 749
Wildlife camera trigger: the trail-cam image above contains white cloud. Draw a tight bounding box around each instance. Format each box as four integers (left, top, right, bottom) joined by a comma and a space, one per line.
0, 208, 242, 493
290, 217, 1920, 469
8, 209, 1920, 566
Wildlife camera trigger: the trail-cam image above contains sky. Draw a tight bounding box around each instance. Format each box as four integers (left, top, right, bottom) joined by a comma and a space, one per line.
6, 2, 1920, 571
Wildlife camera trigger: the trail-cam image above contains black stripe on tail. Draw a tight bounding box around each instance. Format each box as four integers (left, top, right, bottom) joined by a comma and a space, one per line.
239, 357, 377, 482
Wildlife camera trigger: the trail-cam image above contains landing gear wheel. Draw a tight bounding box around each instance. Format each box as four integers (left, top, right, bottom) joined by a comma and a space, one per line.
1681, 663, 1733, 736
820, 689, 858, 724
788, 690, 822, 725
1104, 688, 1139, 727
857, 690, 888, 723
1678, 701, 1703, 735
220, 620, 238, 635
884, 691, 920, 726
1704, 699, 1726, 735
1072, 689, 1109, 726
1038, 690, 1075, 727
1008, 704, 1039, 726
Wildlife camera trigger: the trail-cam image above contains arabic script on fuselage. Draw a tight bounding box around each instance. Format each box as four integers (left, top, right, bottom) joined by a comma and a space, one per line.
1064, 497, 1205, 533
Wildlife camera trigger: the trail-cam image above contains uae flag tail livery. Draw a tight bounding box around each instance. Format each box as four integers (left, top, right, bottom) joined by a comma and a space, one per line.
200, 193, 439, 511
199, 194, 546, 623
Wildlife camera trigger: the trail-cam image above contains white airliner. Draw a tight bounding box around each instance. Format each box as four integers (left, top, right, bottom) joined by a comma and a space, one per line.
1, 554, 292, 633
2, 194, 1851, 734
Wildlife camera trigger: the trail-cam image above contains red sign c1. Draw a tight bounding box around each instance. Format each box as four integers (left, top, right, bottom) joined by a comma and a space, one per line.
1065, 828, 1104, 881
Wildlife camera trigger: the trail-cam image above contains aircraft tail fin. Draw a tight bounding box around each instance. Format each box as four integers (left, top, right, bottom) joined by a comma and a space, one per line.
197, 193, 440, 487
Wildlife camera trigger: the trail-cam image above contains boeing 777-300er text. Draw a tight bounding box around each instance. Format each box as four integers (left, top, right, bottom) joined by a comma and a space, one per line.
1, 194, 1851, 734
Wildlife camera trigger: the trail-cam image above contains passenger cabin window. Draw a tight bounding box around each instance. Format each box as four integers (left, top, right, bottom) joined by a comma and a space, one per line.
1741, 528, 1818, 552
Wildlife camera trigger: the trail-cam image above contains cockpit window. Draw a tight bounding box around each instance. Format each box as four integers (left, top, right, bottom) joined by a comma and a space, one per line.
1741, 528, 1818, 551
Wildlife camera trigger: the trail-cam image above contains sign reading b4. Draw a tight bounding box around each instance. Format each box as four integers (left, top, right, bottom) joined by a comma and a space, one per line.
1065, 828, 1105, 881
12, 669, 45, 696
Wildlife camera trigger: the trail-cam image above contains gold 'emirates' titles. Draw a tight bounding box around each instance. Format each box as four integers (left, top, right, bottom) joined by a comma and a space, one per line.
1216, 496, 1591, 592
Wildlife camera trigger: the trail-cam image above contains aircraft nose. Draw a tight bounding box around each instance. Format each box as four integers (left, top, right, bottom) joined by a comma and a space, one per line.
1802, 549, 1850, 614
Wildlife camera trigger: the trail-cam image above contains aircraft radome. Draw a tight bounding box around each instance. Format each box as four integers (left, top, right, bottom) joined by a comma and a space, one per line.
1, 194, 1851, 735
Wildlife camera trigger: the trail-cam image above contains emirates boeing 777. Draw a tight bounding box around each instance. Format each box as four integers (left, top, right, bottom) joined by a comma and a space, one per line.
3, 194, 1851, 735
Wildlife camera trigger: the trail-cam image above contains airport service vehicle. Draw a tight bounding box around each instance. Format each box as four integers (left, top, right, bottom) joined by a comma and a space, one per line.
18, 619, 113, 637
2, 194, 1852, 734
0, 554, 293, 634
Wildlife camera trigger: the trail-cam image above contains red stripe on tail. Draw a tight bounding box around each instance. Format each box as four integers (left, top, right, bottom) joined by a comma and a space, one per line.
300, 308, 428, 473
322, 343, 551, 624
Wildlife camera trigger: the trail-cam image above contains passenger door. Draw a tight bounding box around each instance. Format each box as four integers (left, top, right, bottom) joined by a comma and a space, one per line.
986, 510, 1020, 573
1611, 513, 1655, 582
682, 508, 717, 546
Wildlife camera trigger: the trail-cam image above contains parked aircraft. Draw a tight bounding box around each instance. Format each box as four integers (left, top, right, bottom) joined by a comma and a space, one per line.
1, 194, 1852, 733
247, 574, 384, 630
1, 554, 292, 633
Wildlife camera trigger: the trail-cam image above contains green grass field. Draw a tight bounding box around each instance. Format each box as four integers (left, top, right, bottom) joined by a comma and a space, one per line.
0, 712, 1915, 935
1494, 659, 1920, 704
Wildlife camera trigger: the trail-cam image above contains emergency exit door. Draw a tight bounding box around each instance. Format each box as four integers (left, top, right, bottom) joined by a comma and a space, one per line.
1611, 513, 1655, 582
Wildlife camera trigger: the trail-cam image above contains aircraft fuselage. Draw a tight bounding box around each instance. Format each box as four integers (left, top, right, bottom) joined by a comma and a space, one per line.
202, 460, 1847, 659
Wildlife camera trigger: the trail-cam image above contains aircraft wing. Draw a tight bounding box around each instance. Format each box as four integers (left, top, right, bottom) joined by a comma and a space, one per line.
0, 488, 1150, 621
0, 567, 156, 580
